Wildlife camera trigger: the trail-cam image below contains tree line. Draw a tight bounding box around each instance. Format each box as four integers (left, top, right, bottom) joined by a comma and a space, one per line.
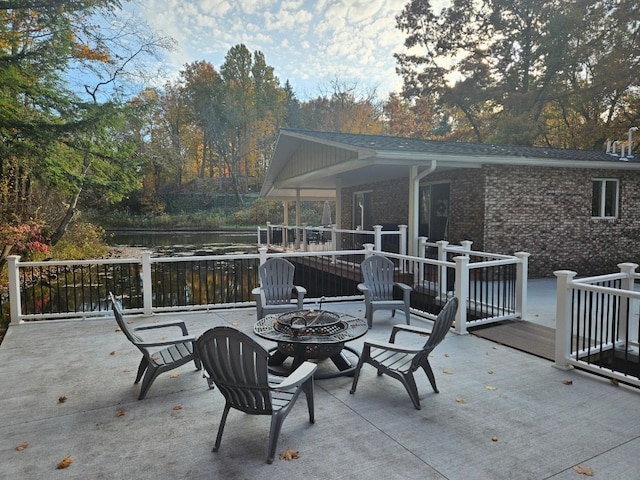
1, 0, 638, 262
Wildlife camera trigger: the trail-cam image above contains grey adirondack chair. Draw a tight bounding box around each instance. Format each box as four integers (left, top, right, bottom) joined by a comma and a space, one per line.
253, 257, 306, 320
358, 254, 412, 328
350, 296, 458, 409
109, 292, 201, 400
196, 326, 317, 464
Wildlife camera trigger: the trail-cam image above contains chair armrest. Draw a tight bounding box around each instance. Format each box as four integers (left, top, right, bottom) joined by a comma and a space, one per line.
293, 285, 307, 295
251, 287, 261, 297
357, 283, 368, 293
272, 361, 317, 391
364, 339, 422, 355
394, 282, 413, 293
137, 335, 196, 348
134, 321, 189, 336
390, 324, 432, 342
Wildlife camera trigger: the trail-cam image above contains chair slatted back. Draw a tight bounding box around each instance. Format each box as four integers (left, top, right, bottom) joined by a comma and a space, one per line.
259, 258, 296, 306
412, 297, 458, 369
109, 293, 145, 346
361, 255, 395, 301
196, 327, 273, 414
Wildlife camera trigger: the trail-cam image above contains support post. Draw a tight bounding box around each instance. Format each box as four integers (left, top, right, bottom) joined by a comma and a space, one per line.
141, 251, 153, 316
453, 255, 469, 334
553, 270, 577, 370
7, 255, 21, 324
373, 225, 382, 251
515, 252, 530, 320
617, 262, 638, 343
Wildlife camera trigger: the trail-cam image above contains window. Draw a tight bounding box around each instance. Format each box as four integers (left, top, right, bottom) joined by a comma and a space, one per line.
592, 179, 619, 218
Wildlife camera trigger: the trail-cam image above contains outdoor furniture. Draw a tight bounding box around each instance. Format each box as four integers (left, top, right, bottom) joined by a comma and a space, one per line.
254, 309, 368, 379
350, 297, 459, 409
109, 292, 201, 400
252, 257, 307, 320
358, 254, 412, 329
196, 326, 317, 464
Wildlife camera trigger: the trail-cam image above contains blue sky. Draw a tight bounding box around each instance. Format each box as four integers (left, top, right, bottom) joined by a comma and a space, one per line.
123, 0, 449, 100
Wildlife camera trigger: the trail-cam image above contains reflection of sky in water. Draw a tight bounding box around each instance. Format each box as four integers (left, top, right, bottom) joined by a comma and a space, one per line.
108, 231, 257, 256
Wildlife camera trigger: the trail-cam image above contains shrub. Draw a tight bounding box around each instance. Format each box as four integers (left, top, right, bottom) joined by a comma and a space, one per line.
49, 222, 109, 260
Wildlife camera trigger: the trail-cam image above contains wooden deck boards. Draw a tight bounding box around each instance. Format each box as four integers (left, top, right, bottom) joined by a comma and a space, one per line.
470, 321, 556, 361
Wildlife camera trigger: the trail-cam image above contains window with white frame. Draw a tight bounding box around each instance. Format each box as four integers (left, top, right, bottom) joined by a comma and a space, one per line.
591, 179, 619, 219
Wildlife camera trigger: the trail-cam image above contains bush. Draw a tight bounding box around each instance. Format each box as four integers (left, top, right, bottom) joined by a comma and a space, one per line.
49, 222, 110, 260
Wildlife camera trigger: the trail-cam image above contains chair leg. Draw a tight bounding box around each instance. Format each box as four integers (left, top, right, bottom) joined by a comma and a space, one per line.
366, 306, 373, 329
135, 357, 149, 384
421, 361, 439, 393
349, 348, 368, 394
399, 373, 422, 410
302, 378, 315, 423
267, 410, 286, 464
213, 404, 231, 452
404, 306, 411, 325
138, 366, 160, 400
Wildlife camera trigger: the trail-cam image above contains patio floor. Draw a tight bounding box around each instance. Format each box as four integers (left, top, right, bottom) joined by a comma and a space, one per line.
1, 279, 639, 479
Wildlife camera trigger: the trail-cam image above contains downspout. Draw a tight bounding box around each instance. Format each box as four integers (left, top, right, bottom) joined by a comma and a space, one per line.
409, 161, 437, 257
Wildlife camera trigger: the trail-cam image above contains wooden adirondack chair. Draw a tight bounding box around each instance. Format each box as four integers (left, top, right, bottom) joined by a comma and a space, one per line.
358, 254, 412, 328
350, 297, 458, 409
196, 326, 317, 464
109, 293, 201, 400
252, 257, 306, 320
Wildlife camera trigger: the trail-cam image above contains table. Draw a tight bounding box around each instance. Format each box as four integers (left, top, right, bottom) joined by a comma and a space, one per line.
254, 310, 368, 379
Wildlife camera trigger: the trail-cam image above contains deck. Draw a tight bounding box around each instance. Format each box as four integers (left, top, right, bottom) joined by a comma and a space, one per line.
1, 280, 639, 479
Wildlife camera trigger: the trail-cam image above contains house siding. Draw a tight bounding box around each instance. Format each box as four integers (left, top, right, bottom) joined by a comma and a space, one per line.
341, 164, 640, 277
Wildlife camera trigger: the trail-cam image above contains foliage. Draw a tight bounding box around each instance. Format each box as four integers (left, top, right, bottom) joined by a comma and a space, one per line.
0, 221, 49, 261
395, 0, 640, 148
48, 221, 109, 260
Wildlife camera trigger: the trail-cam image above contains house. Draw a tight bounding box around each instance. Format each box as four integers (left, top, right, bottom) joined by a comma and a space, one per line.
259, 128, 640, 277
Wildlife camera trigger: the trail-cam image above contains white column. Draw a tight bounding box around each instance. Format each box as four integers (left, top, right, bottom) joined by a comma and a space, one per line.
553, 270, 577, 370
7, 255, 21, 324
515, 252, 530, 320
141, 251, 153, 316
453, 255, 469, 334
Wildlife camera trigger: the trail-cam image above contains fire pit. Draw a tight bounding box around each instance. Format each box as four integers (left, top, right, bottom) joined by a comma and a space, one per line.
254, 310, 368, 379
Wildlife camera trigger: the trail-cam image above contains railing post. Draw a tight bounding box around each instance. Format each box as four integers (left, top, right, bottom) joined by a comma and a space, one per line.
330, 225, 337, 252
266, 222, 271, 245
302, 223, 308, 252
554, 270, 577, 370
617, 262, 638, 343
373, 225, 382, 251
7, 255, 21, 324
437, 240, 449, 299
283, 226, 288, 250
398, 224, 407, 272
460, 240, 473, 251
363, 243, 375, 258
416, 236, 428, 285
453, 255, 469, 334
141, 251, 153, 316
515, 252, 530, 319
259, 246, 268, 266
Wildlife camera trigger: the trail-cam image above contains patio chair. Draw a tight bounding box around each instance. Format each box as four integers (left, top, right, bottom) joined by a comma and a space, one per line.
350, 296, 458, 410
252, 257, 306, 320
109, 292, 201, 400
358, 254, 412, 329
196, 326, 317, 464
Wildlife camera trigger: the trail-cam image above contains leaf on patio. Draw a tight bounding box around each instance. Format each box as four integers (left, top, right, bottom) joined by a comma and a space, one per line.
444, 353, 449, 357
279, 448, 300, 461
487, 370, 494, 374
610, 378, 619, 387
115, 410, 126, 417
232, 322, 239, 326
123, 369, 131, 373
455, 397, 466, 404
114, 327, 122, 332
109, 351, 116, 356
172, 405, 183, 411
563, 380, 573, 385
573, 465, 593, 476
442, 369, 453, 375
57, 456, 73, 469
58, 396, 67, 403
169, 373, 180, 378
485, 385, 498, 391
491, 436, 498, 442
15, 442, 29, 451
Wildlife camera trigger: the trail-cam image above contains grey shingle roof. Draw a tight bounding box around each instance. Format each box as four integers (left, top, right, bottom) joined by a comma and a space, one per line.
282, 128, 638, 163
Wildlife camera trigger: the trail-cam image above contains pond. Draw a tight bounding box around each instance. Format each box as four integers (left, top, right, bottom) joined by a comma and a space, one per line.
107, 230, 259, 256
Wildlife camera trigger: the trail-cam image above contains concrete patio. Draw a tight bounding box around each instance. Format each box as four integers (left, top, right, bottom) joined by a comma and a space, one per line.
1, 279, 639, 479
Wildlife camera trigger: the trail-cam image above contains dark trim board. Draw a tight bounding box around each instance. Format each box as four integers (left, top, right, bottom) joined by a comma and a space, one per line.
470, 320, 555, 361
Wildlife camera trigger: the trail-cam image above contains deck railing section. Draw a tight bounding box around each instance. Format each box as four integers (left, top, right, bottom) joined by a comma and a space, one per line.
554, 263, 640, 387
7, 243, 527, 335
258, 223, 407, 255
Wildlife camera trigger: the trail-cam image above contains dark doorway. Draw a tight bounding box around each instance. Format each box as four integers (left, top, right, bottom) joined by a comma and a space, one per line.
419, 182, 450, 241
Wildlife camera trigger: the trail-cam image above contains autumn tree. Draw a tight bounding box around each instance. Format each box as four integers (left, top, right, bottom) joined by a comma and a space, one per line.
395, 0, 640, 149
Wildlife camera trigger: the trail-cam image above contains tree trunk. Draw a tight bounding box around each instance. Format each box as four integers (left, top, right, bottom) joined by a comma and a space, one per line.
50, 189, 81, 246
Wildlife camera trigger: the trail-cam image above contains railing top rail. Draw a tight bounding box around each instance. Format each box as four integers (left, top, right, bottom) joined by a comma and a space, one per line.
571, 272, 628, 284
14, 257, 144, 267
565, 281, 640, 299
380, 251, 453, 267
468, 258, 521, 269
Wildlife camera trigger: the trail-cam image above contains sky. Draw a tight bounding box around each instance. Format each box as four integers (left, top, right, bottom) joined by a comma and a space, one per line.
124, 0, 448, 100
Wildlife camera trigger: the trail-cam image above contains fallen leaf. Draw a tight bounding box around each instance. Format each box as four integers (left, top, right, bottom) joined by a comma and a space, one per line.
418, 394, 424, 400
169, 373, 180, 378
563, 380, 573, 385
455, 397, 466, 404
442, 369, 453, 375
488, 370, 494, 374
231, 322, 239, 326
115, 410, 126, 417
109, 351, 116, 356
123, 369, 131, 373
485, 385, 498, 391
58, 396, 67, 403
57, 456, 72, 469
444, 353, 449, 357
492, 346, 498, 350
573, 465, 593, 476
114, 327, 122, 332
279, 448, 300, 461
610, 378, 619, 387
491, 436, 498, 442
15, 442, 29, 451
172, 405, 183, 411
